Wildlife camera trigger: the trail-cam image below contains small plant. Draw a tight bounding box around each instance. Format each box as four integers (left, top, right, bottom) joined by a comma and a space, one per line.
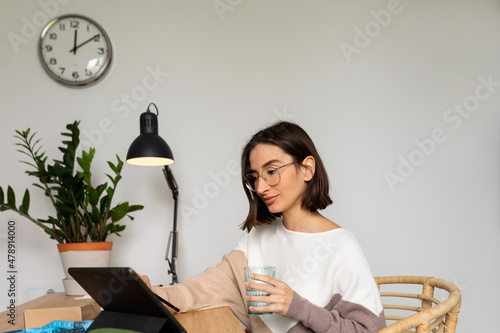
0, 121, 143, 244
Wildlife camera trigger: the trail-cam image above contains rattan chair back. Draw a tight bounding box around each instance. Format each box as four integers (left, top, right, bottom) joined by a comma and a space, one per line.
375, 276, 461, 333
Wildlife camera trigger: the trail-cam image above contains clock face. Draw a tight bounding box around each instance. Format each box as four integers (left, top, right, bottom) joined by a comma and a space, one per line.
39, 15, 112, 87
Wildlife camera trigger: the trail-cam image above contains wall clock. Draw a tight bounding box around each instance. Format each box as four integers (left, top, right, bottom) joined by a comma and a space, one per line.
39, 14, 112, 87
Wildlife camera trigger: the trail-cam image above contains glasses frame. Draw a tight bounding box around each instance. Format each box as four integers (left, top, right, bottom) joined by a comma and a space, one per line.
244, 160, 299, 192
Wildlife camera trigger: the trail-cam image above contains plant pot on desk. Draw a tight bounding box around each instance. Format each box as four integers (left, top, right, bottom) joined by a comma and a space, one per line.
58, 242, 113, 295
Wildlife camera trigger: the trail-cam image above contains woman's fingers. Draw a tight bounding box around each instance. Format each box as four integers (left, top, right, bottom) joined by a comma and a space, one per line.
245, 274, 294, 316
139, 274, 152, 288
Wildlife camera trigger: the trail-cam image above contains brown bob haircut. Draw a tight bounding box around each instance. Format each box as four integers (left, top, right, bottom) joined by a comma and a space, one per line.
240, 121, 333, 232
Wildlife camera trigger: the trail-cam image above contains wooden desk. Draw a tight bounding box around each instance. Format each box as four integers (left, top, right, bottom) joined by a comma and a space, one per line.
0, 292, 244, 332
176, 307, 244, 333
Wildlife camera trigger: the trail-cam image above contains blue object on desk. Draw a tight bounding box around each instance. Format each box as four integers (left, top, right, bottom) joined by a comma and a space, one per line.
5, 320, 93, 333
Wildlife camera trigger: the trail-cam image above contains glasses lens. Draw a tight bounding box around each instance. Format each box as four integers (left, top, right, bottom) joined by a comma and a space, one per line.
263, 167, 280, 186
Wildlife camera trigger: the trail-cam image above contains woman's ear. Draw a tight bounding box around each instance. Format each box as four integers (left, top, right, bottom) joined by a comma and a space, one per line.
301, 156, 315, 181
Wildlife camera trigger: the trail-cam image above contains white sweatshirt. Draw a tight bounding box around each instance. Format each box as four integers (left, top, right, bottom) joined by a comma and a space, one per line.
153, 220, 386, 332
236, 221, 385, 332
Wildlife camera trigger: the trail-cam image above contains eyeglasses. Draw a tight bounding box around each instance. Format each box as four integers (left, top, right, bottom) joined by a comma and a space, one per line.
244, 161, 299, 192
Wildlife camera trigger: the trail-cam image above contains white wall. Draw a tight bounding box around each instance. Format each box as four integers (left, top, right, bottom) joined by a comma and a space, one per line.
1, 0, 499, 331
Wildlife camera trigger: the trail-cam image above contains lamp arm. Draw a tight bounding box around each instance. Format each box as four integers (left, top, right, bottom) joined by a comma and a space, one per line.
163, 165, 179, 284
163, 165, 179, 199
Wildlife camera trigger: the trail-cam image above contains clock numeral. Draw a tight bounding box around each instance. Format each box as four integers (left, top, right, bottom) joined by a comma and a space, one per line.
97, 47, 105, 55
85, 69, 93, 76
70, 20, 79, 28
45, 45, 53, 52
59, 67, 65, 75
49, 58, 57, 65
94, 34, 101, 42
50, 33, 57, 40
72, 71, 79, 79
59, 23, 65, 31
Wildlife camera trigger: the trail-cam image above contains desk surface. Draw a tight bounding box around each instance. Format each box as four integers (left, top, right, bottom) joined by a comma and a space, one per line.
175, 307, 245, 333
0, 292, 244, 332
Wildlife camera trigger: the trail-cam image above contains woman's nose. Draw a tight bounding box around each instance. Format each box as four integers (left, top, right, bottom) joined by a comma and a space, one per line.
255, 177, 270, 194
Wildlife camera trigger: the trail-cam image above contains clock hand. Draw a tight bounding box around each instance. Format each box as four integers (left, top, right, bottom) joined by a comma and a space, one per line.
70, 34, 100, 53
70, 29, 78, 54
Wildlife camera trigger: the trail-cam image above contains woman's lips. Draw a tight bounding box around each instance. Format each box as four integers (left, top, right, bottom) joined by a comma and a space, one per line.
262, 195, 277, 205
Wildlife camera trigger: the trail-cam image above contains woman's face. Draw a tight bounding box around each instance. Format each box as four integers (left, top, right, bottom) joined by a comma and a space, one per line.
248, 144, 307, 215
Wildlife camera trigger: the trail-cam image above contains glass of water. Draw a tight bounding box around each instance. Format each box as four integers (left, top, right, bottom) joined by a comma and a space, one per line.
244, 266, 276, 315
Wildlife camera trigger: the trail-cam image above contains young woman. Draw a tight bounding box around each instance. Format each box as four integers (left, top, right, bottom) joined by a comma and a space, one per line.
150, 121, 386, 332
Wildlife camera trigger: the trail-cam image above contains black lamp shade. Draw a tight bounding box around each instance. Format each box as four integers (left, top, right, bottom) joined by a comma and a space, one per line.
126, 106, 174, 166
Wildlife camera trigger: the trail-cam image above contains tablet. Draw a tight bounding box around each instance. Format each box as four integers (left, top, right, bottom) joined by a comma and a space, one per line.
68, 267, 186, 333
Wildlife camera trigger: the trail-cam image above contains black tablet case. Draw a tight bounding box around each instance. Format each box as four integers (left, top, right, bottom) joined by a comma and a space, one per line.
68, 267, 186, 333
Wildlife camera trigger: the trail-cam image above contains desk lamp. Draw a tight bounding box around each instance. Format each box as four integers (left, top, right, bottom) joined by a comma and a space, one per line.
126, 102, 179, 285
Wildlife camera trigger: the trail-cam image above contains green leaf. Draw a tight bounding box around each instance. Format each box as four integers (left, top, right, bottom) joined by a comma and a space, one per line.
115, 154, 123, 168
88, 187, 100, 207
127, 204, 144, 213
7, 186, 16, 208
56, 121, 81, 173
78, 148, 95, 172
91, 205, 102, 221
111, 202, 129, 222
0, 187, 7, 211
106, 174, 116, 185
54, 194, 74, 206
107, 161, 119, 175
15, 142, 31, 152
69, 215, 78, 242
55, 202, 76, 215
18, 160, 38, 170
20, 189, 30, 214
102, 223, 126, 236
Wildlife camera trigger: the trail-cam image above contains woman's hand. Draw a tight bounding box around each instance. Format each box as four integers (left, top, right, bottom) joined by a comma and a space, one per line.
245, 273, 295, 316
139, 274, 152, 288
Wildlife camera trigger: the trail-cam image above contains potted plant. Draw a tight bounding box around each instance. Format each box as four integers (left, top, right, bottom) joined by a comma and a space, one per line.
0, 121, 143, 294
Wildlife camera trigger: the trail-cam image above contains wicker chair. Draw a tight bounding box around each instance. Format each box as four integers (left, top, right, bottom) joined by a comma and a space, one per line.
375, 276, 461, 333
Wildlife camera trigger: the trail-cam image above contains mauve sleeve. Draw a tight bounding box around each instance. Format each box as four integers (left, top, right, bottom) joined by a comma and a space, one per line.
285, 292, 386, 333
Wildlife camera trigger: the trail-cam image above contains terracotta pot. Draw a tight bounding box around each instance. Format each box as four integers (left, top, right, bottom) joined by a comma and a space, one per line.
57, 242, 113, 295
